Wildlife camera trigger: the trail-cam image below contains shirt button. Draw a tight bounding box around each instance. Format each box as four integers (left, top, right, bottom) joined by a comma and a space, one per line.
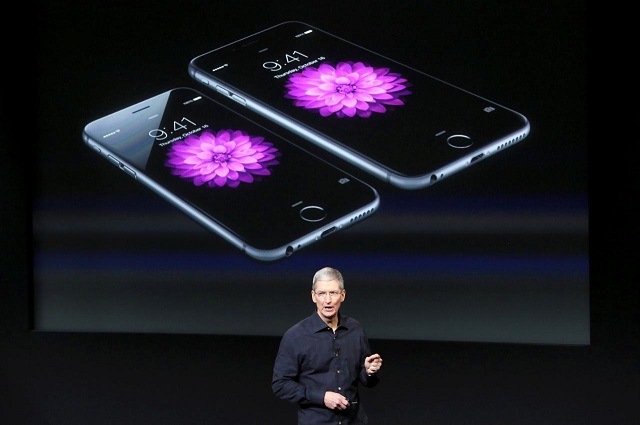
338, 386, 342, 390
337, 370, 341, 374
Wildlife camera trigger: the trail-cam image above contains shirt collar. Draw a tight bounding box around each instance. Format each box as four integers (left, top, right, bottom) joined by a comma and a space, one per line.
310, 311, 347, 333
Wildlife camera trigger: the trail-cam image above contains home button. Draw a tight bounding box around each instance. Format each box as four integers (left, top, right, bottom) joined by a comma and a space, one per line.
447, 134, 473, 149
300, 205, 327, 222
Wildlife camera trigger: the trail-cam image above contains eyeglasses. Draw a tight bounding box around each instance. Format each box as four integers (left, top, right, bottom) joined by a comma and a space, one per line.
314, 290, 344, 299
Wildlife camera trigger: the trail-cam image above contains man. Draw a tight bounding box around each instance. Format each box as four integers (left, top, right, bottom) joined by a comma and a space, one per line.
272, 267, 383, 424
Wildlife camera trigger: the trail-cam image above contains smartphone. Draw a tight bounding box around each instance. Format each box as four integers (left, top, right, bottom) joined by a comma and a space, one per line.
189, 21, 530, 190
82, 87, 379, 262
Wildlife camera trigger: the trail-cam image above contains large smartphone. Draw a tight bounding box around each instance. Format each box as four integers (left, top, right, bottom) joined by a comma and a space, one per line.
82, 87, 379, 262
189, 21, 530, 190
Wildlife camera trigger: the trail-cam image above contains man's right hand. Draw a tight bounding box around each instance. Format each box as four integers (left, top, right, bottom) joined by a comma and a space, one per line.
323, 391, 350, 410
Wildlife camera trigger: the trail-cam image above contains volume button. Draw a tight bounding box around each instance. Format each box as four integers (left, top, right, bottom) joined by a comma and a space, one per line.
230, 94, 246, 106
121, 165, 137, 179
215, 85, 230, 96
107, 154, 120, 166
107, 154, 136, 178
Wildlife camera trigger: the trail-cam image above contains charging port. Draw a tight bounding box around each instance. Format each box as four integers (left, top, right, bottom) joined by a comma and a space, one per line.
321, 227, 337, 238
471, 153, 485, 163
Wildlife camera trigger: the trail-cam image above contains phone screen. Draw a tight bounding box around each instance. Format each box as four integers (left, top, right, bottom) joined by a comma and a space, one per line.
190, 21, 529, 187
83, 88, 379, 260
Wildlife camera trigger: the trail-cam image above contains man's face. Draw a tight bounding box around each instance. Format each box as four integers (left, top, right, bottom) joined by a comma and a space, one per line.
312, 279, 345, 321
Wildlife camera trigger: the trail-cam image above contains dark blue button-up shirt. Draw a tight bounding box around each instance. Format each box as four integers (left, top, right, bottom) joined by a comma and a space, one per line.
272, 312, 379, 424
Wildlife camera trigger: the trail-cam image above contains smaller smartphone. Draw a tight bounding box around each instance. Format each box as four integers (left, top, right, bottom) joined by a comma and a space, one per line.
189, 21, 531, 190
83, 87, 379, 262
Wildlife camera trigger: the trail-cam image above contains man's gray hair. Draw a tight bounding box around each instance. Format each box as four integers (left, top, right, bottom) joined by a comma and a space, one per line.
312, 267, 344, 290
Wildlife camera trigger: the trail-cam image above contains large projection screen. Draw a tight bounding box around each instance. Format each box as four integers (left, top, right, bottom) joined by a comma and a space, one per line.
30, 1, 588, 345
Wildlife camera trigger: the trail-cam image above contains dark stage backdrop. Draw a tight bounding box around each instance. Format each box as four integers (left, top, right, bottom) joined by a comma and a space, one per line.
29, 0, 588, 344
5, 2, 640, 425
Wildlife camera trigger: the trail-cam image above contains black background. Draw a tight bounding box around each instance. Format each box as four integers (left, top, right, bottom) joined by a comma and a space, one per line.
2, 1, 638, 424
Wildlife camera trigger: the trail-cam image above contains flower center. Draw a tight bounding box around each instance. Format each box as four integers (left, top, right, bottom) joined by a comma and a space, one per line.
335, 84, 356, 94
213, 152, 230, 163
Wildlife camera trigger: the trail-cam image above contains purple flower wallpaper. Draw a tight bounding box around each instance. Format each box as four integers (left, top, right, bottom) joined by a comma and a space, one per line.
165, 129, 280, 188
285, 61, 411, 118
